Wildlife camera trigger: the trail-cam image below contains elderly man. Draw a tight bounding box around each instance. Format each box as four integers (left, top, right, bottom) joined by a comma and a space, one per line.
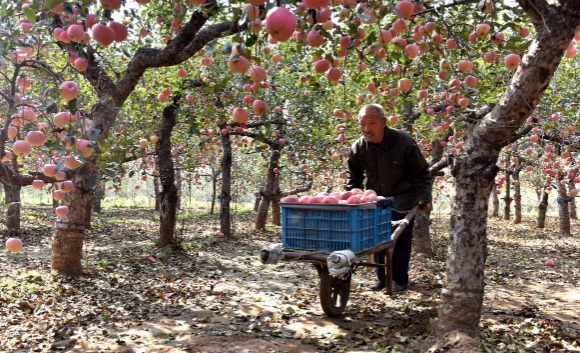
346, 104, 432, 292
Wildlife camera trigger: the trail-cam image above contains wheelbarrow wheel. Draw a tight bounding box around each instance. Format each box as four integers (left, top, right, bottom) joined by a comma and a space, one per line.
318, 265, 351, 317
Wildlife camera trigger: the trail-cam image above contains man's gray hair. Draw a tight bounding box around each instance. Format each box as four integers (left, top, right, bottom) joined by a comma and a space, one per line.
358, 104, 385, 120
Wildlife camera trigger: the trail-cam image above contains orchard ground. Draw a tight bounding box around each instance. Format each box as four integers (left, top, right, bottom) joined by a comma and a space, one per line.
1, 205, 579, 353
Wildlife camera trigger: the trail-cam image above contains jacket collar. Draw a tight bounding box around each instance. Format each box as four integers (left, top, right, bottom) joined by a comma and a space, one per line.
378, 126, 390, 150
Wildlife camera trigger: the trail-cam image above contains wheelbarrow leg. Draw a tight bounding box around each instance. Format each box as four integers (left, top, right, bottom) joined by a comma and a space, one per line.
384, 247, 393, 295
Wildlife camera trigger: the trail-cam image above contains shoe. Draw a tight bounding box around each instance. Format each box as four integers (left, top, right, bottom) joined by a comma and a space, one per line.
392, 283, 407, 293
368, 281, 386, 291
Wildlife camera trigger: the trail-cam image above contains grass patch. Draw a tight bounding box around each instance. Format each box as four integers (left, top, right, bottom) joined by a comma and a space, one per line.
86, 259, 112, 268
107, 219, 138, 223
182, 241, 203, 251
0, 270, 61, 299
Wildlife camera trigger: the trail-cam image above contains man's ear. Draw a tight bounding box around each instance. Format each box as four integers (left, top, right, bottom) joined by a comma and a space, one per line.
381, 118, 387, 126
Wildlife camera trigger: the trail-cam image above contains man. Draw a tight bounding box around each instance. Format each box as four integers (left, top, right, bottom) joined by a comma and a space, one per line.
346, 104, 432, 293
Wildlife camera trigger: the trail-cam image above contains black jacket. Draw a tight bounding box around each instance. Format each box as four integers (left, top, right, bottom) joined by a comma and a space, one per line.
346, 126, 432, 210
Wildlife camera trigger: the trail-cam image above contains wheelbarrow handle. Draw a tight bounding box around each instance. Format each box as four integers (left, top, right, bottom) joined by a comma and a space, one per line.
390, 205, 419, 245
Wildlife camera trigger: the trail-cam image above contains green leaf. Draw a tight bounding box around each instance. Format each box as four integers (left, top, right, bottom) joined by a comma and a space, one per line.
104, 168, 115, 176
78, 166, 90, 176
221, 43, 232, 55
46, 104, 57, 114
356, 12, 371, 22
54, 162, 65, 174
62, 2, 74, 15
205, 43, 216, 55
68, 100, 77, 115
24, 7, 36, 24
45, 0, 65, 11
85, 174, 98, 189
91, 128, 101, 140
129, 170, 135, 178
245, 35, 256, 47
237, 9, 248, 26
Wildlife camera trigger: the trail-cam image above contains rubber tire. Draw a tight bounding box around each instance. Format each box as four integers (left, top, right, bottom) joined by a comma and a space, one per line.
318, 265, 351, 317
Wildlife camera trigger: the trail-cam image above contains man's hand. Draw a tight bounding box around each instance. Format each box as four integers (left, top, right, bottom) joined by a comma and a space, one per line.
418, 201, 432, 211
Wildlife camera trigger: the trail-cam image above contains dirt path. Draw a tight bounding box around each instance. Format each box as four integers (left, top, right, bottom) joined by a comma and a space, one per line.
1, 206, 579, 352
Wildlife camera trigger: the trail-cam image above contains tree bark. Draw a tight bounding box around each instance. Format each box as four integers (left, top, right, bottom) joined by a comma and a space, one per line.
254, 192, 261, 212
156, 101, 179, 248
52, 174, 91, 277
219, 132, 232, 236
537, 189, 549, 229
154, 180, 161, 211
490, 183, 500, 217
513, 171, 522, 224
568, 181, 577, 220
413, 209, 433, 257
45, 4, 247, 277
84, 194, 93, 229
2, 182, 21, 235
255, 148, 281, 230
438, 3, 580, 339
271, 197, 281, 225
271, 176, 282, 226
412, 134, 451, 257
557, 179, 572, 236
503, 171, 511, 221
176, 168, 182, 210
92, 185, 102, 213
210, 174, 217, 215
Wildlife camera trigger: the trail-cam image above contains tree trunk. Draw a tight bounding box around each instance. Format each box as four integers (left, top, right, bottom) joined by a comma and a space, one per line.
271, 176, 282, 226
176, 168, 182, 210
92, 185, 102, 213
557, 179, 572, 236
438, 4, 580, 337
568, 181, 577, 220
46, 13, 247, 277
255, 148, 281, 230
154, 180, 160, 211
490, 183, 500, 217
513, 171, 522, 224
437, 154, 494, 338
537, 189, 549, 229
84, 194, 93, 229
503, 171, 511, 221
156, 102, 179, 248
413, 209, 433, 257
219, 132, 232, 236
254, 192, 261, 212
271, 196, 281, 226
52, 174, 91, 277
210, 175, 217, 215
256, 195, 272, 229
2, 182, 21, 235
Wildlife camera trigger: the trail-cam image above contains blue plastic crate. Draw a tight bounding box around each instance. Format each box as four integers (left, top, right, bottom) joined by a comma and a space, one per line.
282, 202, 392, 253
374, 205, 393, 247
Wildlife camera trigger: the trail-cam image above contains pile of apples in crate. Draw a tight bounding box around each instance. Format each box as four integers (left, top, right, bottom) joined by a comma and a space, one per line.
282, 189, 383, 205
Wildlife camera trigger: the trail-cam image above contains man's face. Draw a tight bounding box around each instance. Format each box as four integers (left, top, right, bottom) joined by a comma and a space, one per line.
359, 110, 386, 143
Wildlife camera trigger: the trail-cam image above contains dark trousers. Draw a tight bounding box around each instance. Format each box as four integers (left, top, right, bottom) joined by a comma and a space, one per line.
374, 210, 415, 286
